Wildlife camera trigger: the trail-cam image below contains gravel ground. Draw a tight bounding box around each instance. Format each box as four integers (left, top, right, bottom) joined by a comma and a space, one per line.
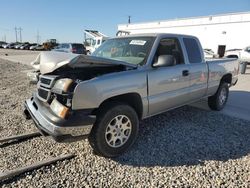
0, 49, 39, 56
0, 59, 249, 187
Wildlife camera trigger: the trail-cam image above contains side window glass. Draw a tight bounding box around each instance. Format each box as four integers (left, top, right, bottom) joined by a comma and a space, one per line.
63, 44, 68, 48
245, 47, 250, 52
183, 38, 202, 63
155, 38, 184, 65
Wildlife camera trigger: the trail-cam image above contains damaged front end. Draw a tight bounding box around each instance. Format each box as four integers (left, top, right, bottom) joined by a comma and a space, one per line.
24, 74, 95, 142
24, 51, 134, 141
27, 51, 79, 84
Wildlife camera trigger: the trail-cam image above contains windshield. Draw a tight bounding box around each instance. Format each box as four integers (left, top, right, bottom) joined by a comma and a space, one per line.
92, 37, 155, 65
245, 47, 250, 52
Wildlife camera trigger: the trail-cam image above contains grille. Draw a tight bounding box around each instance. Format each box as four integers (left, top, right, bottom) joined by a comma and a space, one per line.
38, 88, 50, 101
39, 75, 58, 88
40, 77, 51, 85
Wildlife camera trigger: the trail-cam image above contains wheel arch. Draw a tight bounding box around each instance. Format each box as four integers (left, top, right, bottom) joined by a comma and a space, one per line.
94, 93, 143, 120
220, 73, 232, 85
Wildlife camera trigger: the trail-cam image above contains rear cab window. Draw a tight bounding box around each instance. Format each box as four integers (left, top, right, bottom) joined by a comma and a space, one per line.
183, 38, 203, 63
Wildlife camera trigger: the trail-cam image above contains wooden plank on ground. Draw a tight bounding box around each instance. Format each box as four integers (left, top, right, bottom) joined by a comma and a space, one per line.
0, 132, 41, 143
0, 154, 75, 181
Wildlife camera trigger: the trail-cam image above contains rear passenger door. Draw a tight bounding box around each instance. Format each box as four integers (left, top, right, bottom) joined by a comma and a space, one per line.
183, 37, 208, 101
147, 38, 191, 116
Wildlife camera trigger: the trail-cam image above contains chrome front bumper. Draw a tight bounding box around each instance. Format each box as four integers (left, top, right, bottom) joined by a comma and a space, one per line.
24, 94, 95, 140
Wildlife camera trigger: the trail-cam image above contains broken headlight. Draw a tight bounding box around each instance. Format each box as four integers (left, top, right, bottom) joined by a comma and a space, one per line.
50, 98, 69, 119
52, 78, 73, 93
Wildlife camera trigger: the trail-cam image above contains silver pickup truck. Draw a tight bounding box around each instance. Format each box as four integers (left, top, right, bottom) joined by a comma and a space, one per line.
24, 33, 239, 157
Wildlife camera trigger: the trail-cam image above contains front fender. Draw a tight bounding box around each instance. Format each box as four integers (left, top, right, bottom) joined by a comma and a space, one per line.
72, 70, 147, 110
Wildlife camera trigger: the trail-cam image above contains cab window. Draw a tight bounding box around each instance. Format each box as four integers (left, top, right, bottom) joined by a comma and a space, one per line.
154, 38, 184, 65
183, 38, 202, 63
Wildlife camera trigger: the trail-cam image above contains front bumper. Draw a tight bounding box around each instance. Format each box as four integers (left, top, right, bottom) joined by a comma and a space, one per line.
24, 94, 96, 142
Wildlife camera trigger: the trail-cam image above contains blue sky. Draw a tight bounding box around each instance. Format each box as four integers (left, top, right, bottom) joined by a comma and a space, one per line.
0, 0, 249, 43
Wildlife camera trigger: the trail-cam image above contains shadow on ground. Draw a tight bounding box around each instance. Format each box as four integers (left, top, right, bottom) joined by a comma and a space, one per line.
114, 106, 250, 167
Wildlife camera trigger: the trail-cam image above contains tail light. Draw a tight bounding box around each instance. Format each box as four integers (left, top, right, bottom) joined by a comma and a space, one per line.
71, 48, 77, 53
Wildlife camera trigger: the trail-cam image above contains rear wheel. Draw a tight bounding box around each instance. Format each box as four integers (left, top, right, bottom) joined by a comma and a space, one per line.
88, 102, 139, 157
208, 82, 229, 111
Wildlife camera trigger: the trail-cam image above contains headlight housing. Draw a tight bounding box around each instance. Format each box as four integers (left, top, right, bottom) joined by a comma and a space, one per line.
52, 78, 73, 93
50, 98, 69, 119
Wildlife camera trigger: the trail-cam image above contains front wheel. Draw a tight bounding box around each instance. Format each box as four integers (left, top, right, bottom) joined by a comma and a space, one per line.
208, 82, 229, 111
88, 102, 139, 157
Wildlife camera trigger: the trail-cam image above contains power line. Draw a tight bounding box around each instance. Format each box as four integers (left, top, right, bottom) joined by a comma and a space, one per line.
18, 27, 23, 42
0, 27, 10, 31
3, 35, 6, 42
14, 26, 18, 42
36, 30, 41, 44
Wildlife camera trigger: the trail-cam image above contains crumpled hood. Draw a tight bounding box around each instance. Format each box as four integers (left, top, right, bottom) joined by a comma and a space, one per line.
31, 51, 136, 74
31, 51, 79, 74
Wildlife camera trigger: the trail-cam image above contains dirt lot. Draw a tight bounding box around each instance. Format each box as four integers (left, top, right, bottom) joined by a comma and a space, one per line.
0, 57, 249, 187
0, 49, 39, 56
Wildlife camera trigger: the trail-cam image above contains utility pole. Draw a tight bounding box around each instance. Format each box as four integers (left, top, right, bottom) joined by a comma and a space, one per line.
128, 16, 131, 24
2, 35, 6, 42
14, 26, 18, 42
36, 30, 41, 44
18, 27, 23, 42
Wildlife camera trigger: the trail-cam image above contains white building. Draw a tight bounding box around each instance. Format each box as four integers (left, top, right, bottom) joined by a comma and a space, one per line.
118, 12, 250, 53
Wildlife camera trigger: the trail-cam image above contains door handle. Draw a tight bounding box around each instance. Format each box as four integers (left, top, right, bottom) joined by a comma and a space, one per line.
182, 70, 189, 76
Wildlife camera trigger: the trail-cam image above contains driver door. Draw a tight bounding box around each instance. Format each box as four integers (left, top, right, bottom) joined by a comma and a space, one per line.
147, 38, 191, 116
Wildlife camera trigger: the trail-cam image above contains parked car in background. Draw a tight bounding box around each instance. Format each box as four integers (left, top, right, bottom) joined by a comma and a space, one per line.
20, 43, 32, 50
15, 44, 24, 49
0, 41, 7, 48
30, 45, 37, 50
30, 44, 43, 51
14, 43, 20, 49
3, 43, 16, 49
28, 43, 37, 50
53, 43, 87, 54
225, 46, 250, 63
2, 44, 8, 48
2, 43, 8, 48
18, 43, 29, 49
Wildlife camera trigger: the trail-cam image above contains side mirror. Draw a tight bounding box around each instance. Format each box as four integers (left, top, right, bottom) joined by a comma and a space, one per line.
153, 55, 176, 67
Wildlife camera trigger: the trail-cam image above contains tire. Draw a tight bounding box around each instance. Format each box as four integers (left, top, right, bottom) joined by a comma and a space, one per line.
88, 102, 139, 157
208, 82, 229, 111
